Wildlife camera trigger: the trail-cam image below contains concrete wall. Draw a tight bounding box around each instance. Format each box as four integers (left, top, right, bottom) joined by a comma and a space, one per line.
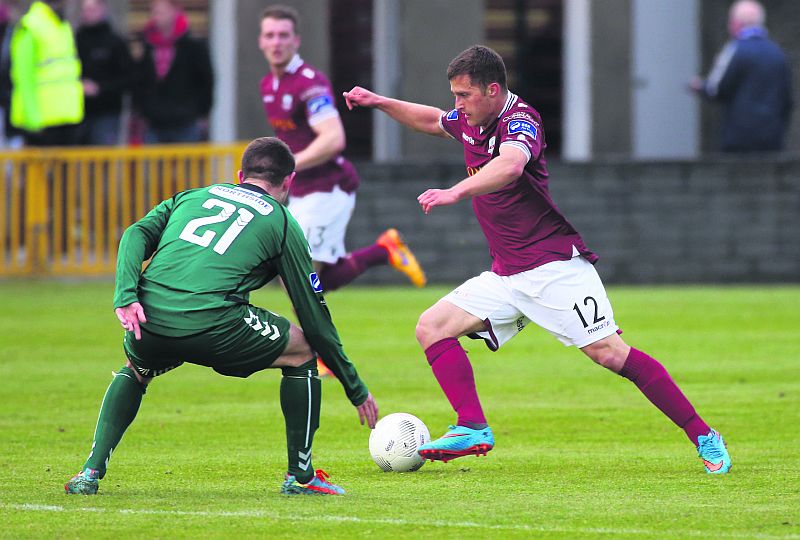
396, 1, 485, 160
345, 157, 800, 285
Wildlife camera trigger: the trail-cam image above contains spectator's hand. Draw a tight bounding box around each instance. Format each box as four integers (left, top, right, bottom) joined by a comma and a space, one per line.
418, 187, 460, 214
129, 39, 145, 61
356, 392, 378, 428
115, 302, 147, 340
82, 79, 100, 97
688, 76, 704, 94
343, 86, 381, 110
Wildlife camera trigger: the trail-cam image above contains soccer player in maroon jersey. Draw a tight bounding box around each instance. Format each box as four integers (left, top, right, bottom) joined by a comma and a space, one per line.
258, 5, 426, 294
344, 45, 731, 474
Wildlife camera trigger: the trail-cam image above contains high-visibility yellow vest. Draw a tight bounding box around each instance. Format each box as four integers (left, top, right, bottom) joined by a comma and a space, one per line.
10, 1, 83, 132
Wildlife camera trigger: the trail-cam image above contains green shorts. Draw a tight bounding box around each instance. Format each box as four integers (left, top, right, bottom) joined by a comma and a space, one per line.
123, 305, 292, 378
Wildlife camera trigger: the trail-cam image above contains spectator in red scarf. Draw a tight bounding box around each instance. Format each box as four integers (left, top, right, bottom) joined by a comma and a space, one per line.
132, 0, 213, 143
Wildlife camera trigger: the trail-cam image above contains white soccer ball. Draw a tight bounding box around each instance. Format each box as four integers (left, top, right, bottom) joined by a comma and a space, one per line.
368, 413, 430, 472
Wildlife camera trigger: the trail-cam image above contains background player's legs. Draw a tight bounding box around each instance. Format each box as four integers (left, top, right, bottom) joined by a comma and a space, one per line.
66, 362, 150, 494
317, 228, 426, 290
581, 334, 712, 445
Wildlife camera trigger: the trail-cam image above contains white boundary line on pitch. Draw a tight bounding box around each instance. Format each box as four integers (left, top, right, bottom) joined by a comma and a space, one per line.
3, 504, 798, 539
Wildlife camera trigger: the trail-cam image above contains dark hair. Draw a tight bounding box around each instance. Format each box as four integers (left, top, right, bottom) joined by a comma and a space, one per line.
446, 45, 507, 91
241, 137, 295, 186
260, 4, 300, 34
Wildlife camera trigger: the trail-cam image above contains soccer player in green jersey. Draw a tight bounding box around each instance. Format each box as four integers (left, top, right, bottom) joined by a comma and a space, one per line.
65, 137, 378, 496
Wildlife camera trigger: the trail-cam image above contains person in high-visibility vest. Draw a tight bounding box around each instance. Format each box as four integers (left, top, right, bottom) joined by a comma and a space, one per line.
10, 0, 83, 146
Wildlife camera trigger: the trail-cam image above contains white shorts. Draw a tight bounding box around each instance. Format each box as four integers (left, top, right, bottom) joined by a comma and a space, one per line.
444, 256, 619, 350
287, 186, 356, 264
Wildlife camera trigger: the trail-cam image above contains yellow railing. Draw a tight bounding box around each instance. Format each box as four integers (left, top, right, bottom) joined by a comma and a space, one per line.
0, 142, 247, 277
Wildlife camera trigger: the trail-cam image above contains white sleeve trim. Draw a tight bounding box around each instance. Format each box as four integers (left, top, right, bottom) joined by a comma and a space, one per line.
500, 140, 532, 162
308, 109, 340, 126
438, 115, 456, 139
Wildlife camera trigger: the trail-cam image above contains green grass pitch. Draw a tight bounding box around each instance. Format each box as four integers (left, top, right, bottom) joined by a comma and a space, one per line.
1, 281, 799, 539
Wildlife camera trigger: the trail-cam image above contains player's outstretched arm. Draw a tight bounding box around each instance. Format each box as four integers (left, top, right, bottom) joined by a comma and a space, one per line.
356, 392, 378, 429
343, 86, 448, 138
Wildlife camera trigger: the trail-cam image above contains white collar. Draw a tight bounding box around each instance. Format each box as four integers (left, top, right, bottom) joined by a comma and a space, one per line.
285, 54, 303, 74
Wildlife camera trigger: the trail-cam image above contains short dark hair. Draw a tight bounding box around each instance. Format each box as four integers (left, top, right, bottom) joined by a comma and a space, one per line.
241, 137, 295, 186
261, 4, 300, 34
446, 45, 507, 92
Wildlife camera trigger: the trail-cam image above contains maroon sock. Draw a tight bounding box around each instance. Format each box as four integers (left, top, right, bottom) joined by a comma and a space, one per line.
618, 348, 710, 445
425, 338, 487, 427
318, 244, 389, 291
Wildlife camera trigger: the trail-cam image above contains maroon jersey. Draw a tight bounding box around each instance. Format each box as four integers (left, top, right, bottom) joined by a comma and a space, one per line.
439, 92, 597, 276
260, 55, 359, 197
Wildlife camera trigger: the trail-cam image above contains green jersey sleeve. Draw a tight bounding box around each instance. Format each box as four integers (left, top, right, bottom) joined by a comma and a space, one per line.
276, 208, 369, 406
113, 196, 176, 309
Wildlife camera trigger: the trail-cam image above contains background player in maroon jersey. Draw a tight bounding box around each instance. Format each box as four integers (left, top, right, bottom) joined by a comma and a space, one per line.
258, 5, 426, 296
344, 45, 731, 474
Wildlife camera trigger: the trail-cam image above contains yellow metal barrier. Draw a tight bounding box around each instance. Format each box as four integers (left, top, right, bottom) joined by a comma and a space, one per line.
0, 142, 247, 277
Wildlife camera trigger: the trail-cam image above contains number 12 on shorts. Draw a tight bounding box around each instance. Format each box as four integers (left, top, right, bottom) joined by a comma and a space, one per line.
572, 296, 605, 328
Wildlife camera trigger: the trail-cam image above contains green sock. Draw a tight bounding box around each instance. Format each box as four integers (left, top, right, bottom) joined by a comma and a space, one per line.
280, 359, 320, 484
83, 366, 146, 478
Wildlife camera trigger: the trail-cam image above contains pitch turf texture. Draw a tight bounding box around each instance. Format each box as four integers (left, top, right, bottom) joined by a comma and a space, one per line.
1, 281, 798, 539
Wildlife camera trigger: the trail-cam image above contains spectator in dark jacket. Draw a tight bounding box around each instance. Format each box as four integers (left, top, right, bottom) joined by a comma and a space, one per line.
691, 0, 793, 153
76, 0, 132, 145
133, 0, 213, 144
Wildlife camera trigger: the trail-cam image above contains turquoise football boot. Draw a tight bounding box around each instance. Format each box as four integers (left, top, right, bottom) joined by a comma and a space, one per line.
418, 425, 494, 462
697, 429, 732, 474
281, 469, 345, 495
64, 468, 100, 495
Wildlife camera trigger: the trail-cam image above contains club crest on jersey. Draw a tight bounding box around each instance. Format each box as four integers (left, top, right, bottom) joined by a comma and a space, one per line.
446, 109, 459, 121
309, 272, 323, 293
308, 95, 334, 115
282, 94, 293, 110
508, 119, 537, 140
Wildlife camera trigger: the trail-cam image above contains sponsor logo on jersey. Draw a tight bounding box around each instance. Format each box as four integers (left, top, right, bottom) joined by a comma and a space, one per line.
462, 132, 475, 145
508, 120, 537, 140
270, 118, 297, 131
487, 136, 496, 155
307, 94, 334, 115
502, 111, 534, 123
446, 109, 459, 121
263, 94, 275, 103
209, 185, 275, 215
282, 94, 293, 110
309, 272, 323, 293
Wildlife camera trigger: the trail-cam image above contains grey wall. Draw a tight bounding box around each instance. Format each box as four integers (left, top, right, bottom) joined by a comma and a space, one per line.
345, 157, 800, 285
590, 0, 632, 155
397, 1, 485, 159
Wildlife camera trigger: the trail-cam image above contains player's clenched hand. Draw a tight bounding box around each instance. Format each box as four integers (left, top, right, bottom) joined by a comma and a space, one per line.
418, 188, 460, 214
356, 392, 378, 429
343, 86, 380, 110
115, 302, 147, 340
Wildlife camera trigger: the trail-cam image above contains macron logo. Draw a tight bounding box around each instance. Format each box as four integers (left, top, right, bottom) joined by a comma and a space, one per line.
462, 132, 475, 145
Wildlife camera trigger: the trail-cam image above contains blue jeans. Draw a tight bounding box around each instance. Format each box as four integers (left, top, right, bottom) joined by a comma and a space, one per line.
82, 114, 121, 146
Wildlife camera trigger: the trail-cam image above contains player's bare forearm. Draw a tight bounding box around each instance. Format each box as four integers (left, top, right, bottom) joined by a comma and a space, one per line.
294, 116, 346, 171
418, 150, 526, 213
343, 86, 448, 138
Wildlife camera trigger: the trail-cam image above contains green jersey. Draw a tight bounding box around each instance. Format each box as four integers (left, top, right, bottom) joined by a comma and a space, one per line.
114, 182, 367, 403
